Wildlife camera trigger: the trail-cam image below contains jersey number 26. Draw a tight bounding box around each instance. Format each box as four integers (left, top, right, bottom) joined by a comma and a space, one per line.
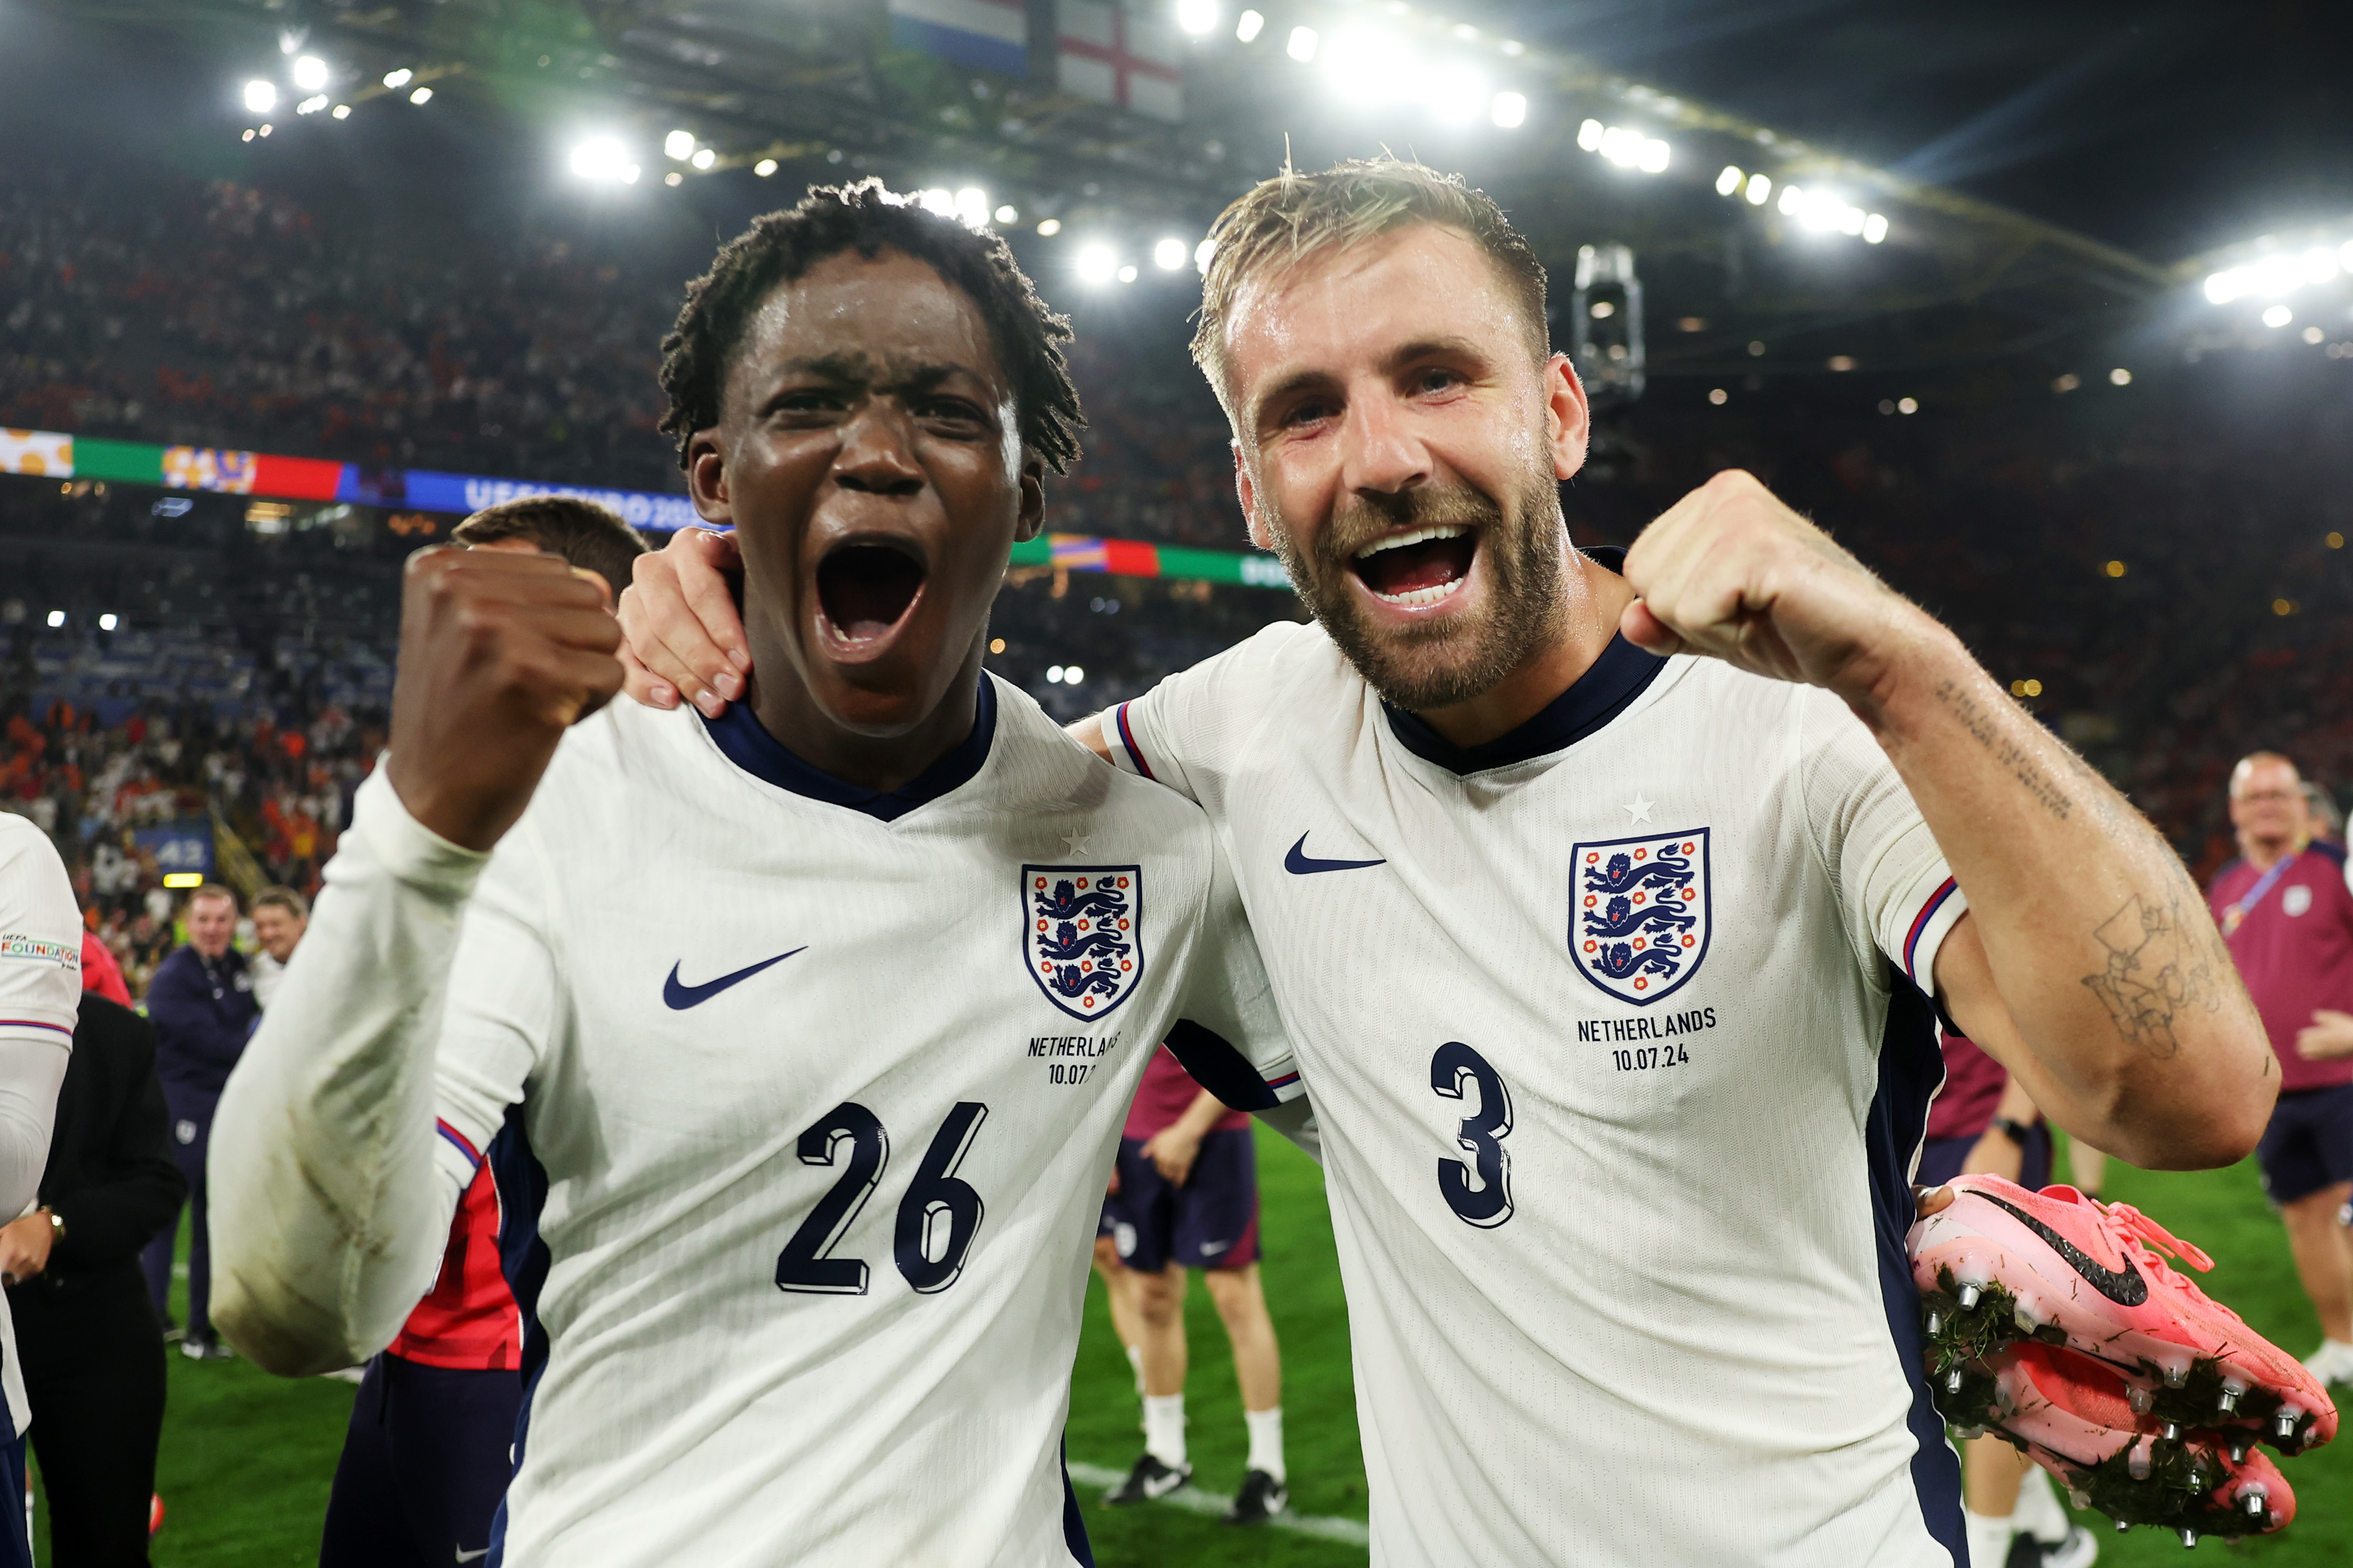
775, 1101, 990, 1296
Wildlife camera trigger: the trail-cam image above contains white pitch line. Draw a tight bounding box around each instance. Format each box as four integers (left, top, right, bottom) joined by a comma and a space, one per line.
1065, 1461, 1370, 1548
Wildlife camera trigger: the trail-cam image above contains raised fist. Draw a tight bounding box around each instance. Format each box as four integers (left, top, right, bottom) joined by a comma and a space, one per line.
386, 547, 623, 852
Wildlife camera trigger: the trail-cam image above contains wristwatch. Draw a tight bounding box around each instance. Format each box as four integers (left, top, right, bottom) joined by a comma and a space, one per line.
1989, 1117, 2035, 1147
37, 1207, 62, 1242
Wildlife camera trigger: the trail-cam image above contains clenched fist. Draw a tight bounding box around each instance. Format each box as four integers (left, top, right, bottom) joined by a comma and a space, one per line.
1619, 469, 1948, 722
386, 547, 623, 852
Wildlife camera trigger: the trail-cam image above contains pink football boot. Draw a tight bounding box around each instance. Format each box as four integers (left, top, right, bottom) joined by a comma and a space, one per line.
1973, 1341, 2293, 1546
1909, 1175, 2337, 1455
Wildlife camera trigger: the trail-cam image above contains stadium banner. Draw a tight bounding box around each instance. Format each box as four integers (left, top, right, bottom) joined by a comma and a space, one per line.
134, 822, 215, 878
888, 0, 1028, 76
1057, 0, 1182, 121
10, 427, 1294, 591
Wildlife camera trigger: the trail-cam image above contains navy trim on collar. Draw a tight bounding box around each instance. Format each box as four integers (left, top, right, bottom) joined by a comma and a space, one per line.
702, 676, 997, 822
1380, 548, 1663, 775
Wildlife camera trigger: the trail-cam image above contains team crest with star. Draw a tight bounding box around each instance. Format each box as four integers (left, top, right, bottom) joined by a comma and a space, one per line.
1570, 828, 1712, 1005
1023, 864, 1144, 1021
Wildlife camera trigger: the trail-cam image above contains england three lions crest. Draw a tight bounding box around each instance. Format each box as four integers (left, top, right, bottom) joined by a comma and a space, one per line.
1024, 865, 1144, 1021
1571, 829, 1711, 1005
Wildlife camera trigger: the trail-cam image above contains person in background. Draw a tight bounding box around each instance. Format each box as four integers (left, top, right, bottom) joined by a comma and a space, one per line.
0, 815, 85, 1568
139, 884, 255, 1359
80, 924, 131, 1009
246, 887, 307, 1010
314, 494, 642, 1568
1096, 1044, 1289, 1525
1917, 1029, 2095, 1568
2305, 779, 2345, 847
2210, 753, 2353, 1386
2, 990, 185, 1568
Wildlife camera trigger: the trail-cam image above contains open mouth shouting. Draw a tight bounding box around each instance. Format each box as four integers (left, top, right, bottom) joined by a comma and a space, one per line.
814, 537, 928, 660
1349, 524, 1478, 610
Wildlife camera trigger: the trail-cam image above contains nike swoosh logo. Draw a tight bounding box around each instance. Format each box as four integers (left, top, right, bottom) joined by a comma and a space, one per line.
1981, 1193, 2148, 1307
1284, 833, 1386, 875
455, 1551, 489, 1564
661, 949, 806, 1010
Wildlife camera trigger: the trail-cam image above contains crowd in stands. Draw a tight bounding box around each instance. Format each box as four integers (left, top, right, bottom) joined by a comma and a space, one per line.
6, 163, 2352, 974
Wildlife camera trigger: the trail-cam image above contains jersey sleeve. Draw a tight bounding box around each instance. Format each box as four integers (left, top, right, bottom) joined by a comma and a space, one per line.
1103, 623, 1303, 806
1796, 688, 1970, 995
1163, 834, 1303, 1112
208, 765, 513, 1375
0, 819, 78, 1220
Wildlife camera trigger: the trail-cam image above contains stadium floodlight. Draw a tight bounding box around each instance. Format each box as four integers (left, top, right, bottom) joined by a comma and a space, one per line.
1863, 212, 1889, 243
1236, 10, 1265, 43
1777, 183, 1804, 215
1745, 172, 1772, 205
1286, 25, 1319, 62
569, 137, 636, 184
244, 79, 277, 115
1037, 218, 1063, 236
1117, 264, 1139, 284
916, 188, 955, 217
1594, 125, 1669, 174
410, 87, 433, 105
2263, 304, 2294, 328
994, 204, 1018, 223
665, 171, 683, 186
1716, 165, 1743, 197
665, 129, 695, 161
1047, 666, 1065, 684
383, 68, 413, 89
99, 613, 118, 631
691, 147, 717, 170
2342, 239, 2353, 270
1075, 243, 1118, 284
1577, 119, 1604, 151
2109, 367, 2132, 386
1636, 138, 1670, 174
1195, 237, 1216, 273
1177, 0, 1218, 35
292, 55, 329, 93
1491, 91, 1528, 128
1153, 237, 1187, 270
44, 611, 63, 629
955, 187, 991, 226
755, 159, 779, 178
1324, 30, 1413, 101
332, 104, 351, 119
1065, 664, 1085, 683
296, 95, 329, 116
1429, 68, 1486, 123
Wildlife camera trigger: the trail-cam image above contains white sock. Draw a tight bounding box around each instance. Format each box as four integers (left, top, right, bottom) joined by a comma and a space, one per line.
1124, 1344, 1144, 1400
1143, 1394, 1187, 1470
1962, 1506, 2014, 1568
2012, 1464, 2069, 1545
1244, 1406, 1285, 1483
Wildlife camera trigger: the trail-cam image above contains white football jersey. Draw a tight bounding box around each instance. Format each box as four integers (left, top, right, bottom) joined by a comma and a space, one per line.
1105, 604, 1971, 1567
218, 676, 1295, 1568
0, 814, 80, 1439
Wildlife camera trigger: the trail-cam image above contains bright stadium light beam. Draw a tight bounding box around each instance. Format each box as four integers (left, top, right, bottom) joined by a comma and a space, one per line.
995, 204, 1018, 223
292, 55, 329, 93
1286, 25, 1319, 62
691, 147, 716, 170
955, 187, 990, 226
2263, 304, 2294, 328
1116, 265, 1137, 284
1236, 9, 1265, 43
409, 87, 433, 105
569, 136, 635, 183
1745, 172, 1772, 205
1716, 165, 1743, 197
296, 94, 329, 115
1429, 67, 1485, 123
1491, 91, 1527, 128
244, 79, 277, 114
383, 68, 413, 89
1195, 237, 1216, 273
1577, 118, 1604, 151
332, 104, 351, 119
1863, 212, 1889, 243
756, 159, 779, 178
665, 129, 695, 161
1075, 243, 1117, 284
1176, 0, 1218, 35
1153, 237, 1187, 270
1777, 182, 1804, 215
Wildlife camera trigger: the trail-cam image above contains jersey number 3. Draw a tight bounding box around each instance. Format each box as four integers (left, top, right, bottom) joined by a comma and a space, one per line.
1431, 1041, 1514, 1229
775, 1101, 990, 1296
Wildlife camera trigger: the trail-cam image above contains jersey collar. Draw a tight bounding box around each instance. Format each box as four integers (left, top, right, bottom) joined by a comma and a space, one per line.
1381, 548, 1666, 775
701, 675, 997, 822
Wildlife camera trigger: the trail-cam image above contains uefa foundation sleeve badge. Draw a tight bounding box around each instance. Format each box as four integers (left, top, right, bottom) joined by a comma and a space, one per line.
1023, 865, 1144, 1021
1571, 830, 1711, 1005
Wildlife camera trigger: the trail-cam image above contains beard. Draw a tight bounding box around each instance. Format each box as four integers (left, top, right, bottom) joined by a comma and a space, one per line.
1261, 464, 1567, 712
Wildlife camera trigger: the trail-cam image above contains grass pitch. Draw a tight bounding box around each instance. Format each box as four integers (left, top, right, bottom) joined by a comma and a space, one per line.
48, 1130, 2353, 1565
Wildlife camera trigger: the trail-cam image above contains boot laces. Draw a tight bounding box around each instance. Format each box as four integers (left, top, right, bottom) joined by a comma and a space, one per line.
2100, 1199, 2220, 1295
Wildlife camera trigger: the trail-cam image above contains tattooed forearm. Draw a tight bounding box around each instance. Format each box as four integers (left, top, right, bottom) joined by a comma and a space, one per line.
2079, 891, 2225, 1058
1934, 678, 2076, 822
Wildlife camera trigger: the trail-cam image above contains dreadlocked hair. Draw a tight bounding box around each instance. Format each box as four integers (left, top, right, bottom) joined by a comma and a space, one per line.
658, 180, 1084, 474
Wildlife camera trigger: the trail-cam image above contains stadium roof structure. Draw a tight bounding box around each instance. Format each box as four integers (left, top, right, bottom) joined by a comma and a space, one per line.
51, 0, 2198, 386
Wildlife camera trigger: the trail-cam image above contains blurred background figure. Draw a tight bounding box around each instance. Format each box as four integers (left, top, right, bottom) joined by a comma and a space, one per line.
2210, 753, 2353, 1386
2306, 779, 2346, 847
246, 887, 307, 1010
2, 990, 185, 1568
1917, 1029, 2095, 1568
138, 884, 255, 1360
450, 496, 647, 608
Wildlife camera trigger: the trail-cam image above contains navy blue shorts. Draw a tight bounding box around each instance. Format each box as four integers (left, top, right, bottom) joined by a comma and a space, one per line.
2257, 1084, 2353, 1207
319, 1352, 523, 1568
1916, 1123, 2052, 1193
1098, 1128, 1261, 1274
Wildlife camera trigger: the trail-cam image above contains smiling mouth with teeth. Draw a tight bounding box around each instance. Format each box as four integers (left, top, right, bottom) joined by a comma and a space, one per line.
1350, 524, 1478, 606
817, 540, 927, 651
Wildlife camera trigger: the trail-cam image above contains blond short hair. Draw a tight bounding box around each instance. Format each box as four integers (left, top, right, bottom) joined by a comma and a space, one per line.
1190, 157, 1550, 412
